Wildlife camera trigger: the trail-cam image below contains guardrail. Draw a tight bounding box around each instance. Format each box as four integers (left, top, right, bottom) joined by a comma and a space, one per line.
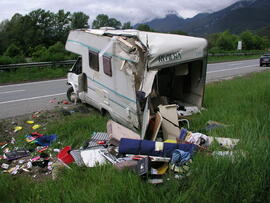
0, 60, 76, 70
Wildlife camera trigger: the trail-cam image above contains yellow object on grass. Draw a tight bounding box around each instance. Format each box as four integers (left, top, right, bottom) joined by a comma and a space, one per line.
26, 120, 34, 124
14, 126, 23, 132
32, 124, 41, 130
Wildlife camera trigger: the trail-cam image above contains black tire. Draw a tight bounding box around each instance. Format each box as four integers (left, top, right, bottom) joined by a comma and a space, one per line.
260, 63, 263, 67
67, 87, 79, 103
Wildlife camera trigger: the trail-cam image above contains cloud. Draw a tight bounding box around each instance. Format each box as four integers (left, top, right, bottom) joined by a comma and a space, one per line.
0, 0, 241, 24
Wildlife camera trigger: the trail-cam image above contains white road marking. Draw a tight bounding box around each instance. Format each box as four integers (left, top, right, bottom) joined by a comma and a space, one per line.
0, 89, 25, 94
0, 93, 65, 105
226, 63, 243, 66
207, 65, 256, 74
0, 78, 67, 89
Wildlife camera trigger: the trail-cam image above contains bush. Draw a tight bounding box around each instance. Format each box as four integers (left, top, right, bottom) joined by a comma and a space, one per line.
32, 42, 71, 62
13, 55, 26, 63
4, 44, 23, 57
0, 55, 14, 65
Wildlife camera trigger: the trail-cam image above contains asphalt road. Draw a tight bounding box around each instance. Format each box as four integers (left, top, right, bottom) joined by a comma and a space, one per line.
0, 59, 268, 119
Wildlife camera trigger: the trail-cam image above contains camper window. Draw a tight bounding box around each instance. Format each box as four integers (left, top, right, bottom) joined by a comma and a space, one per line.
89, 50, 99, 71
103, 56, 112, 77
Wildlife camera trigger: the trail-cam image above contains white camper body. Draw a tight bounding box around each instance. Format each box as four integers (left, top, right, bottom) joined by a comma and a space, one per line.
65, 29, 208, 134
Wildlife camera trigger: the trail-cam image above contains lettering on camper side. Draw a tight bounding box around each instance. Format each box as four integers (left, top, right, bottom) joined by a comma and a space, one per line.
158, 50, 182, 63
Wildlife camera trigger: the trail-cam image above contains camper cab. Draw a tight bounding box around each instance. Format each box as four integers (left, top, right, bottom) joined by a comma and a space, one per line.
65, 29, 208, 138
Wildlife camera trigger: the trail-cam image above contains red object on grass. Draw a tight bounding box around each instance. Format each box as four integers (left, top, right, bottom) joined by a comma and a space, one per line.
57, 146, 74, 164
31, 132, 44, 138
63, 100, 69, 104
97, 140, 106, 145
38, 146, 48, 153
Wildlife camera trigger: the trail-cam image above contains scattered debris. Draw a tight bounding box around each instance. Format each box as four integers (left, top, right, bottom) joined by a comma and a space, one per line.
32, 124, 41, 130
0, 102, 241, 184
26, 120, 35, 124
57, 146, 74, 164
201, 120, 228, 131
14, 126, 23, 133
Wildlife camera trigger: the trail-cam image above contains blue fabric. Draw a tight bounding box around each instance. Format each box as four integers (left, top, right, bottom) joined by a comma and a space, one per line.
118, 138, 141, 154
179, 128, 188, 140
119, 138, 197, 157
171, 149, 191, 166
35, 134, 57, 146
140, 140, 161, 156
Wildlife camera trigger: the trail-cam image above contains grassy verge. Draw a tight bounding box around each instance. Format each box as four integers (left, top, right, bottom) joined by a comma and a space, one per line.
0, 66, 70, 84
1, 70, 270, 202
208, 54, 261, 63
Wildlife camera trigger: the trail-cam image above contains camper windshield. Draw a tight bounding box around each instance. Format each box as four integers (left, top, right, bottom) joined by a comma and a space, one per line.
70, 57, 82, 74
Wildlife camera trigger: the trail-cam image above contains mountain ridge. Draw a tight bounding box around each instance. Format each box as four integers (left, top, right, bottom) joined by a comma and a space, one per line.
137, 0, 270, 36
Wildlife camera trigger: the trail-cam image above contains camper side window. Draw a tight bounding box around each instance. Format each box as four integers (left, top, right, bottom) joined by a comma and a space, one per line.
103, 56, 112, 77
89, 50, 99, 71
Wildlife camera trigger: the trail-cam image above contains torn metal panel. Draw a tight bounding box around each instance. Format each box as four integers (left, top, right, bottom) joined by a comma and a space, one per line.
140, 70, 158, 97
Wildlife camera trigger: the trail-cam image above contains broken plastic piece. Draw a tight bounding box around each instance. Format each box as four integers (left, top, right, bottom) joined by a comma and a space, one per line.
14, 126, 23, 132
70, 150, 84, 166
202, 120, 227, 131
37, 146, 49, 153
8, 165, 20, 175
83, 132, 110, 149
1, 143, 8, 149
80, 148, 106, 167
31, 156, 41, 162
209, 137, 239, 149
5, 150, 30, 161
32, 124, 41, 130
148, 179, 163, 184
1, 163, 9, 170
57, 146, 74, 164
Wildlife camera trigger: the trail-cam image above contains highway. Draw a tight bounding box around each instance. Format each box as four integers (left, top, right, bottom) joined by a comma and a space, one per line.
0, 59, 268, 119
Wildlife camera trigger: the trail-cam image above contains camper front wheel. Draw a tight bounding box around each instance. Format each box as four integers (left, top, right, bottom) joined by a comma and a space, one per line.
67, 87, 79, 103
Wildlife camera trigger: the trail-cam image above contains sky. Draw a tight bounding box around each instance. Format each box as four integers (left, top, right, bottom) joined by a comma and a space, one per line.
0, 0, 242, 24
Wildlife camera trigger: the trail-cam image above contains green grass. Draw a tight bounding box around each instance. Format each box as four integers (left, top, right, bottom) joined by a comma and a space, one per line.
0, 66, 70, 84
1, 71, 270, 202
208, 54, 261, 63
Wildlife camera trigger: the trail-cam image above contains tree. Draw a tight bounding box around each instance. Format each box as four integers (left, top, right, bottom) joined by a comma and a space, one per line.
108, 18, 121, 29
240, 31, 256, 50
136, 24, 155, 32
71, 12, 89, 29
0, 20, 9, 54
92, 14, 121, 29
216, 31, 238, 50
122, 22, 132, 29
239, 30, 269, 50
52, 10, 71, 42
28, 9, 55, 46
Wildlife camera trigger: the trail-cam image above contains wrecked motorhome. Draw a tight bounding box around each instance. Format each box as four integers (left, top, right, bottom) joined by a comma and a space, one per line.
65, 28, 208, 136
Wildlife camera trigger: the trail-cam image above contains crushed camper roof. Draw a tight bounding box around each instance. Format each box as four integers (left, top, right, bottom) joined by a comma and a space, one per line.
76, 29, 208, 68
